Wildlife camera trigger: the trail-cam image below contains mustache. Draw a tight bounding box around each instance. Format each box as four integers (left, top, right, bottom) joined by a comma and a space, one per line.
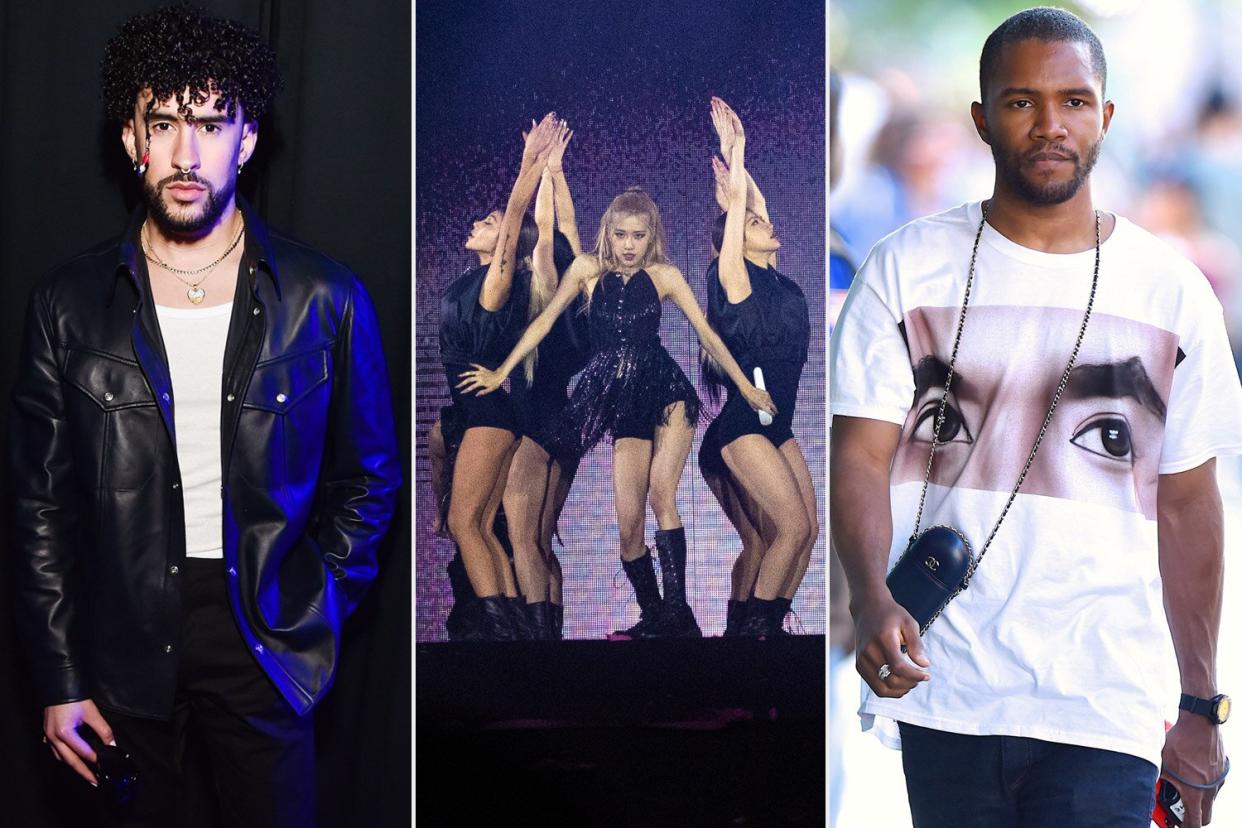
156, 171, 210, 190
1024, 144, 1079, 163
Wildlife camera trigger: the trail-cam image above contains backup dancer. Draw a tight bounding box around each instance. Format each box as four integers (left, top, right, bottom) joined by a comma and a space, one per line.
458, 188, 775, 638
503, 122, 590, 639
438, 114, 559, 640
700, 98, 816, 636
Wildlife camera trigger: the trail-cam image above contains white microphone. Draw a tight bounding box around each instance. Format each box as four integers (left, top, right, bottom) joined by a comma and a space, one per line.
754, 367, 773, 426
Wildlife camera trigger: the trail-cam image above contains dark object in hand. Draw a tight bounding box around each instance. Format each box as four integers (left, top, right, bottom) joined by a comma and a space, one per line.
79, 726, 139, 808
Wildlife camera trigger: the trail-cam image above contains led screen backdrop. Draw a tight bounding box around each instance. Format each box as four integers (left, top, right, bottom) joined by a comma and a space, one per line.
415, 0, 825, 640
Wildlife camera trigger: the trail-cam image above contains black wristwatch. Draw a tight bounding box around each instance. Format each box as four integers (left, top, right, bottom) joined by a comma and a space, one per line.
1180, 693, 1232, 725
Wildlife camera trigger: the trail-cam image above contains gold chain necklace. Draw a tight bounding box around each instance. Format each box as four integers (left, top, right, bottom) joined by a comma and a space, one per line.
142, 218, 245, 304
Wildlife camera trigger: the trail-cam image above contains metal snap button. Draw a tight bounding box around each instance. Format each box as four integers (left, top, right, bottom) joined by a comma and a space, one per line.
103, 392, 114, 402
162, 393, 170, 402
226, 393, 236, 402
253, 307, 261, 316
164, 644, 173, 654
276, 393, 287, 404
171, 482, 180, 490
169, 565, 179, 575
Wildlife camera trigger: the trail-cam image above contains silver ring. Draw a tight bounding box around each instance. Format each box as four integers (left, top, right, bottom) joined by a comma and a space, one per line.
878, 663, 893, 681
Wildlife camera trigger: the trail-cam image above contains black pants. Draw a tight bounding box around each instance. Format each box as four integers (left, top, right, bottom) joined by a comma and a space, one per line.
898, 722, 1158, 827
98, 559, 316, 828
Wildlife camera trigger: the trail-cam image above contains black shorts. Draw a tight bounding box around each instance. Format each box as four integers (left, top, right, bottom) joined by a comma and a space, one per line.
711, 360, 801, 453
444, 362, 520, 436
698, 416, 727, 477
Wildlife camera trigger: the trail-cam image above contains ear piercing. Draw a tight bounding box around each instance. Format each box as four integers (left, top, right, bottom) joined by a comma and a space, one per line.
133, 151, 149, 175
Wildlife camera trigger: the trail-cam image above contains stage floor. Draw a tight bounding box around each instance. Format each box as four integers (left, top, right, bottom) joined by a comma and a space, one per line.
417, 636, 825, 826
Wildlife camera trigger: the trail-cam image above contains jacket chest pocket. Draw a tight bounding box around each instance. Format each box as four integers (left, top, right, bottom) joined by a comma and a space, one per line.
237, 347, 332, 488
63, 348, 161, 491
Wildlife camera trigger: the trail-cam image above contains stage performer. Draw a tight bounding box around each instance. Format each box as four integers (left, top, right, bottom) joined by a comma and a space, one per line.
504, 121, 591, 639
458, 188, 775, 639
438, 113, 560, 640
831, 9, 1241, 826
699, 98, 815, 637
9, 6, 401, 826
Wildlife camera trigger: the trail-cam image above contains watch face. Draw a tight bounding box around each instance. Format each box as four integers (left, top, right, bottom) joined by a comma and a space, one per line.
1216, 695, 1231, 724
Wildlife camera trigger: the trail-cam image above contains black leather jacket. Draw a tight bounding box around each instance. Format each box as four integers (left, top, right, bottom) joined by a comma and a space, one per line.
9, 201, 402, 718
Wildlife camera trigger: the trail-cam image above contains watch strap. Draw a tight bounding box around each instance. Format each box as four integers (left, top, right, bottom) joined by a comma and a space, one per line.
1180, 693, 1221, 723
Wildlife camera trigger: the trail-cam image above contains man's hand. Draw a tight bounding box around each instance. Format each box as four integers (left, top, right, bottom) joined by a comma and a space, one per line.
852, 588, 931, 697
1157, 461, 1226, 827
44, 699, 114, 786
1162, 711, 1226, 827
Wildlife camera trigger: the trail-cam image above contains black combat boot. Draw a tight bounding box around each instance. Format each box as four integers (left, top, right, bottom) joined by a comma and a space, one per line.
477, 596, 519, 641
611, 550, 663, 639
738, 597, 788, 638
724, 598, 747, 637
524, 601, 554, 641
653, 527, 701, 638
445, 549, 478, 641
551, 603, 564, 640
504, 596, 535, 640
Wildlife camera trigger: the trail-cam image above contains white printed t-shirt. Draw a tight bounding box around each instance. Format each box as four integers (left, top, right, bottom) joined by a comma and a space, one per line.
830, 201, 1242, 768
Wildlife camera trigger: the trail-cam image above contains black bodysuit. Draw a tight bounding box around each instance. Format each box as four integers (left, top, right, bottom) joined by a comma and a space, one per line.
439, 263, 531, 434
699, 258, 809, 474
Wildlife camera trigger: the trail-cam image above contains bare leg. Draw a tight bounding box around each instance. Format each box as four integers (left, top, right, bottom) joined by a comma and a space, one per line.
543, 463, 574, 606
447, 426, 518, 597
703, 466, 766, 601
612, 437, 653, 561
503, 437, 555, 603
481, 439, 520, 597
778, 438, 819, 600
648, 402, 695, 530
721, 434, 811, 600
429, 419, 449, 537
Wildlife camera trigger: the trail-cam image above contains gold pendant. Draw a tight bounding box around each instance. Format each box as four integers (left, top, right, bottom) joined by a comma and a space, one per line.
187, 286, 206, 304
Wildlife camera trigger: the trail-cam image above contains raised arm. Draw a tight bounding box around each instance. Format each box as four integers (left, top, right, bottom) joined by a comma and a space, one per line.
711, 97, 769, 222
457, 253, 597, 395
546, 120, 581, 255
1157, 460, 1227, 828
479, 113, 558, 311
653, 263, 773, 415
715, 135, 753, 303
533, 167, 557, 297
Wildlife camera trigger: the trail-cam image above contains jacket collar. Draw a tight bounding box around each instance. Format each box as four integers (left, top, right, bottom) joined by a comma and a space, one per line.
112, 195, 283, 304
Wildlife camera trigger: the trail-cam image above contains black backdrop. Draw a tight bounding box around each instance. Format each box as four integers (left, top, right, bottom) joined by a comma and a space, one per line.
0, 1, 411, 825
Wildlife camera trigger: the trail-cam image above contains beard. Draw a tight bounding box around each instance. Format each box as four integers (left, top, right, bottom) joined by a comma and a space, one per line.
992, 135, 1103, 206
143, 171, 235, 236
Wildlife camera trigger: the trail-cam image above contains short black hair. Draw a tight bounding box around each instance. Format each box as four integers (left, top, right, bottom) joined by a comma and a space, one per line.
101, 4, 281, 124
979, 7, 1106, 103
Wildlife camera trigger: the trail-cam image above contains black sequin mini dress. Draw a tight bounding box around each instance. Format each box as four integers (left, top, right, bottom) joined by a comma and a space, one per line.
547, 269, 700, 457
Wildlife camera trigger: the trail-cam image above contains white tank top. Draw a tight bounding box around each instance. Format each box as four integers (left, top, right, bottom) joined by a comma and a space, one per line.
154, 302, 232, 559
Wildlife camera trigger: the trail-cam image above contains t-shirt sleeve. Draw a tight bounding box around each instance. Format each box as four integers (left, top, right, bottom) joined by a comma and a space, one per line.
829, 244, 915, 426
1159, 277, 1242, 473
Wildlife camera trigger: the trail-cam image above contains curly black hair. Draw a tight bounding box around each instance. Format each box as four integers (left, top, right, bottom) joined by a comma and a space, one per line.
101, 4, 281, 124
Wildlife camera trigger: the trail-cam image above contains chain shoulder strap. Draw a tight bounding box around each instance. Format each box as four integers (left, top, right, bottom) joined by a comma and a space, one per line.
909, 203, 1102, 591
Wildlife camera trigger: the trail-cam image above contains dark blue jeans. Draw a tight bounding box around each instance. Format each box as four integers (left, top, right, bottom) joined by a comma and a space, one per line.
898, 722, 1158, 828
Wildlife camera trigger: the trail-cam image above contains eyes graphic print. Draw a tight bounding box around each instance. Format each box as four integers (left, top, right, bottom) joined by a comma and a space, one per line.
892, 307, 1175, 520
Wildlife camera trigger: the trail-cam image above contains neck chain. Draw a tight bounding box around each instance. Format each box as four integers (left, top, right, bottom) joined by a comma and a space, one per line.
142, 218, 245, 305
908, 201, 1101, 630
